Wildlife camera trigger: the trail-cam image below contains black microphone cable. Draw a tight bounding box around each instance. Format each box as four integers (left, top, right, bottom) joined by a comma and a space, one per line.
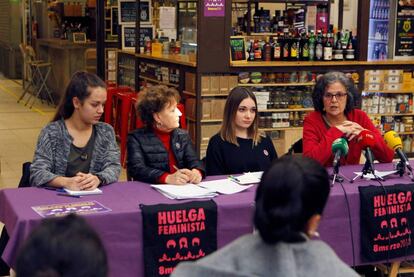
337, 176, 356, 267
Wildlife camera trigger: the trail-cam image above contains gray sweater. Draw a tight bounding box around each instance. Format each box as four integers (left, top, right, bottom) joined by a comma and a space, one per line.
30, 119, 121, 187
172, 233, 359, 277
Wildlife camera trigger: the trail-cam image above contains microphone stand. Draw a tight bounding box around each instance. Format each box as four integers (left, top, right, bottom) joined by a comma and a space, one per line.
331, 162, 351, 186
351, 159, 383, 182
395, 160, 414, 181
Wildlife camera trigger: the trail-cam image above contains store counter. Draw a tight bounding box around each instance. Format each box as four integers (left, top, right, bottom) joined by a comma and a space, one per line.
36, 39, 96, 101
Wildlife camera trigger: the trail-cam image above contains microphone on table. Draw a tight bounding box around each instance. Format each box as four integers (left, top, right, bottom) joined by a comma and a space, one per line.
384, 130, 413, 177
358, 130, 376, 176
330, 138, 349, 185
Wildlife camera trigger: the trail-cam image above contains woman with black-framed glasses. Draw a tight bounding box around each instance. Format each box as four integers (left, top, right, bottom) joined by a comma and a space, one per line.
303, 71, 393, 167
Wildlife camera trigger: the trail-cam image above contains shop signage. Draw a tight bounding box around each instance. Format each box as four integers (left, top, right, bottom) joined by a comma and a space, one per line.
119, 0, 151, 25
359, 183, 414, 262
394, 2, 414, 59
229, 36, 246, 62
204, 0, 225, 17
121, 25, 154, 51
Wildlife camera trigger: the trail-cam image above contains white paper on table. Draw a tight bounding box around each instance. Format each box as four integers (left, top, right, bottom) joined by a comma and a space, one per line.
150, 184, 217, 200
353, 170, 398, 180
230, 171, 263, 185
63, 188, 103, 196
198, 179, 253, 195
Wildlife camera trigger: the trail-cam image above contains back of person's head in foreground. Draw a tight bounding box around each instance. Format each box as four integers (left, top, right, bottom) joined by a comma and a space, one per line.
255, 155, 330, 244
15, 214, 107, 277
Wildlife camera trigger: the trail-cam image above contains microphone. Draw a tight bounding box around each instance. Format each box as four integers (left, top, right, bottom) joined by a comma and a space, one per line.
384, 131, 412, 171
358, 130, 376, 174
331, 138, 349, 169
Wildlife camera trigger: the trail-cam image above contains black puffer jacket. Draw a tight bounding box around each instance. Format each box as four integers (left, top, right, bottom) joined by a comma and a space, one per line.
127, 128, 205, 183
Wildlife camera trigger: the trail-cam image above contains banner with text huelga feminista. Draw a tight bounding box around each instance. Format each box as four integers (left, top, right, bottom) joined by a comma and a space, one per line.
359, 183, 414, 262
141, 200, 217, 277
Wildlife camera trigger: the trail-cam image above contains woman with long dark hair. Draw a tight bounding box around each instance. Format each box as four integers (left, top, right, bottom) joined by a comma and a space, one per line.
205, 86, 277, 175
30, 71, 121, 189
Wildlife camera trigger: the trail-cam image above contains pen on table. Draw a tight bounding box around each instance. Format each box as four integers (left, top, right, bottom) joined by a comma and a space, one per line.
228, 175, 240, 183
57, 193, 81, 198
43, 187, 65, 192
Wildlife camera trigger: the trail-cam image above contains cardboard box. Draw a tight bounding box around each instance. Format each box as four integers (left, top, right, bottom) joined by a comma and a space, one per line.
219, 76, 229, 94
387, 69, 403, 76
385, 75, 402, 84
365, 70, 384, 76
211, 99, 226, 119
185, 72, 196, 93
228, 76, 238, 92
367, 75, 383, 83
365, 83, 383, 91
209, 76, 220, 94
383, 83, 402, 91
202, 100, 212, 119
201, 76, 210, 95
201, 124, 221, 144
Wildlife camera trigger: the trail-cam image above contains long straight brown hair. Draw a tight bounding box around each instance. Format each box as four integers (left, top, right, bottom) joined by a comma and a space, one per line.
52, 71, 106, 122
220, 86, 262, 146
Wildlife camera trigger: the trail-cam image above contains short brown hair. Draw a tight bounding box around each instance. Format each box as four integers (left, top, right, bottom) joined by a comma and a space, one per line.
220, 86, 262, 146
136, 85, 180, 128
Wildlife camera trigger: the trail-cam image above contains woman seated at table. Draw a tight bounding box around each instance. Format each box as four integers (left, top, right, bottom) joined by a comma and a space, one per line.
127, 85, 204, 185
172, 156, 359, 277
30, 71, 121, 189
205, 87, 277, 176
303, 71, 393, 167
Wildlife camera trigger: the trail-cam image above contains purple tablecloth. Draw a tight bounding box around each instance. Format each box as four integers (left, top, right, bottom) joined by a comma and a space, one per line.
319, 162, 414, 266
0, 178, 255, 277
1, 164, 414, 276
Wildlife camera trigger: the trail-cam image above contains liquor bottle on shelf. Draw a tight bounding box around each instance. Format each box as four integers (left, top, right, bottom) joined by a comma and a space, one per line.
308, 30, 316, 61
345, 31, 355, 60
333, 31, 344, 60
300, 31, 309, 61
272, 35, 281, 61
282, 29, 290, 61
290, 31, 299, 60
323, 32, 333, 61
315, 30, 323, 61
263, 37, 272, 61
248, 40, 255, 61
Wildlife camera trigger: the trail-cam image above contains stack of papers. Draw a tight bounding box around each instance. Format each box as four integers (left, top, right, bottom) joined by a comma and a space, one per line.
151, 178, 254, 200
229, 171, 263, 185
353, 170, 397, 180
151, 184, 218, 200
63, 188, 103, 196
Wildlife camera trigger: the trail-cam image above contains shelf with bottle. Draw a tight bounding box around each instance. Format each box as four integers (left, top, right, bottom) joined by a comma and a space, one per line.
238, 82, 315, 87
363, 90, 414, 94
368, 113, 414, 117
139, 75, 179, 88
260, 108, 314, 113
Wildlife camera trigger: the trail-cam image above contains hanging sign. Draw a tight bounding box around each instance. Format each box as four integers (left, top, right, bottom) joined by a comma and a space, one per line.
141, 200, 217, 276
204, 0, 225, 17
359, 183, 414, 262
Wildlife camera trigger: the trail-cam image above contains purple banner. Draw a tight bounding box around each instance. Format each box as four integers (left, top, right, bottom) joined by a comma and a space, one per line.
32, 201, 112, 218
204, 0, 225, 17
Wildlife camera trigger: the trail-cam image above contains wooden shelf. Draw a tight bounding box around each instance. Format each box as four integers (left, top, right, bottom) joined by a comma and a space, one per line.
188, 117, 223, 123
119, 64, 135, 70
183, 91, 196, 97
139, 75, 179, 88
184, 91, 229, 97
238, 82, 315, 87
368, 113, 414, 117
260, 127, 303, 131
230, 60, 414, 67
363, 90, 413, 94
136, 53, 197, 67
260, 108, 314, 112
400, 132, 414, 135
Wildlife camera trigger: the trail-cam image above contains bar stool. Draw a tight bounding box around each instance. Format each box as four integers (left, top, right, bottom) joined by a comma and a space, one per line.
18, 45, 54, 108
104, 86, 134, 126
113, 91, 137, 166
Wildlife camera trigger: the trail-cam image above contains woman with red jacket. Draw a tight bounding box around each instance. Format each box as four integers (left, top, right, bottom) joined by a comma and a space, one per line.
303, 71, 393, 167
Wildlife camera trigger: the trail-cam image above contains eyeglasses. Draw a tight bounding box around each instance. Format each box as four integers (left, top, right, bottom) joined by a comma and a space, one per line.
323, 92, 348, 101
